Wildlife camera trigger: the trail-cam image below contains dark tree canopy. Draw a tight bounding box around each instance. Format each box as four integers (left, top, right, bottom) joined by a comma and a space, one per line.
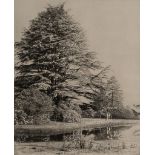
15, 4, 101, 107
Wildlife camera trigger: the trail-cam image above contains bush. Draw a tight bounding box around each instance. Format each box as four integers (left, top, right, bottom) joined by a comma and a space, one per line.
111, 106, 136, 119
68, 103, 82, 115
51, 102, 82, 122
94, 111, 106, 118
63, 110, 81, 123
82, 107, 96, 118
50, 107, 64, 121
14, 88, 55, 125
14, 110, 30, 125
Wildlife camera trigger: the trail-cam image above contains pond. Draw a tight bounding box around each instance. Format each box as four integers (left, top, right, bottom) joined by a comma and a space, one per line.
52, 124, 139, 154
15, 122, 140, 155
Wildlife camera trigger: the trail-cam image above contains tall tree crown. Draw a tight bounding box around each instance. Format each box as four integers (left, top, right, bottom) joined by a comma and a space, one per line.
15, 4, 101, 106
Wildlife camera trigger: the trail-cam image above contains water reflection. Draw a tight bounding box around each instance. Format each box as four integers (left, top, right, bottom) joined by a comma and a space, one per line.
15, 124, 139, 155
15, 125, 132, 142
81, 126, 130, 141
60, 125, 139, 152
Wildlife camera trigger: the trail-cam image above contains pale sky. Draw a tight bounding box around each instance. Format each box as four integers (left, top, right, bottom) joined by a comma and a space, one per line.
15, 0, 140, 106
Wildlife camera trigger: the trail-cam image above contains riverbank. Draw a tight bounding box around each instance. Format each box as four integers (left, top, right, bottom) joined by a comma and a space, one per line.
15, 120, 139, 155
15, 118, 139, 136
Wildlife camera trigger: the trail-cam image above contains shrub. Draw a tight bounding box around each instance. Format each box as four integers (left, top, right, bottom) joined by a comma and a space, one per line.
63, 110, 81, 123
82, 107, 96, 118
51, 107, 64, 121
94, 111, 106, 118
14, 88, 55, 125
111, 106, 136, 119
68, 103, 82, 115
51, 102, 82, 122
14, 110, 29, 125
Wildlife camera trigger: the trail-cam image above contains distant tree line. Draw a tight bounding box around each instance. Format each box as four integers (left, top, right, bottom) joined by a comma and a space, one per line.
14, 4, 138, 125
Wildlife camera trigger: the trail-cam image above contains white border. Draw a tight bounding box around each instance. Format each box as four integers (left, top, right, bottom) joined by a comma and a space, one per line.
141, 0, 155, 154
0, 0, 155, 154
0, 0, 14, 155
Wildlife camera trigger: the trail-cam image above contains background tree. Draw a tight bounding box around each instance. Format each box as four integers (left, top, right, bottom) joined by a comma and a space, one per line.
83, 67, 111, 118
85, 74, 124, 118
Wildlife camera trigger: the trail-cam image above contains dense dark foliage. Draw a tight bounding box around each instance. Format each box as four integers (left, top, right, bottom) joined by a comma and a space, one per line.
15, 88, 54, 125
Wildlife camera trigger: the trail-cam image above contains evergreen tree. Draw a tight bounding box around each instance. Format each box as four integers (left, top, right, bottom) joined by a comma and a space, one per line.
15, 4, 101, 107
88, 73, 123, 118
106, 76, 123, 107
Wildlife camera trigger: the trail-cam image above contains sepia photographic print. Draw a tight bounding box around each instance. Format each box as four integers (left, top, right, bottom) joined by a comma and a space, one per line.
14, 0, 140, 155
